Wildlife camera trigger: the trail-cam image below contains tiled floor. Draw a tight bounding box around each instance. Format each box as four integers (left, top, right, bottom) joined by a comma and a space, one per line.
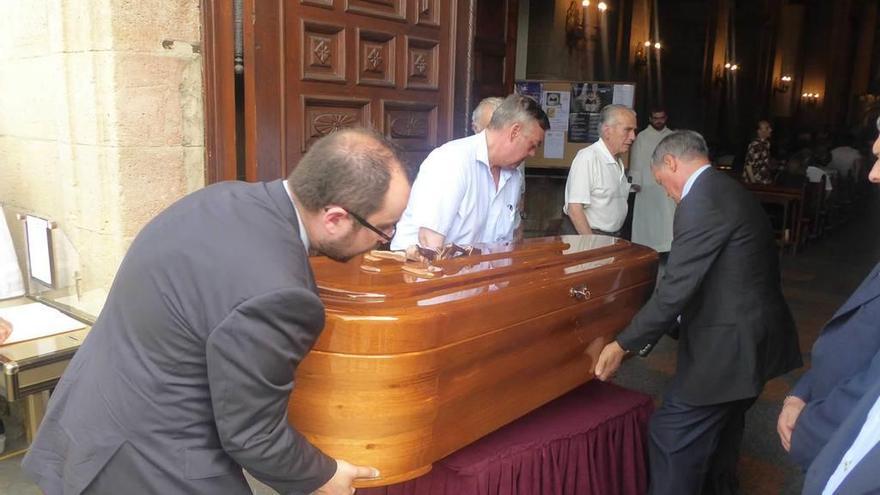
1, 192, 877, 494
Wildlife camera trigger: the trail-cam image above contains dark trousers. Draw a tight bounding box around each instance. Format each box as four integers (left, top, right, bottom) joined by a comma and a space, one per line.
648, 394, 757, 495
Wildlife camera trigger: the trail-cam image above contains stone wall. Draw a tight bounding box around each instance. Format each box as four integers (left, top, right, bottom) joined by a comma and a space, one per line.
0, 0, 204, 314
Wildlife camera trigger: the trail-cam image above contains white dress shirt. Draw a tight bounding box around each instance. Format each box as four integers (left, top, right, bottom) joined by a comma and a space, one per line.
282, 180, 310, 251
391, 132, 521, 249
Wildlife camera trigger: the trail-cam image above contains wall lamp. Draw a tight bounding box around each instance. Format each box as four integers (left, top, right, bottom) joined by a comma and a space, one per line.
774, 75, 792, 93
566, 0, 611, 50
801, 92, 821, 104
713, 62, 740, 86
635, 40, 662, 66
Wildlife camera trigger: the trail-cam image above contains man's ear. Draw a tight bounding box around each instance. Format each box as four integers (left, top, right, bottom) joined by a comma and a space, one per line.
664, 154, 677, 172
509, 122, 522, 142
321, 206, 349, 235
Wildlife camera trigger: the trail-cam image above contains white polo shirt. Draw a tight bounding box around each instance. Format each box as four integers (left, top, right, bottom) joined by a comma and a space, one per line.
391, 131, 521, 249
563, 138, 630, 232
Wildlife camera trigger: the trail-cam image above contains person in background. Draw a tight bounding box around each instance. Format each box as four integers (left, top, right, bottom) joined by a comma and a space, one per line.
22, 128, 411, 495
471, 97, 504, 135
629, 108, 675, 256
562, 104, 637, 237
595, 130, 802, 495
472, 96, 526, 241
742, 120, 775, 184
391, 94, 549, 250
829, 132, 863, 182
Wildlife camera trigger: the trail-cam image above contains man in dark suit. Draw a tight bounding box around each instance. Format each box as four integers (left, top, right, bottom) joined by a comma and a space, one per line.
22, 128, 411, 494
800, 348, 880, 495
777, 119, 880, 475
777, 261, 880, 470
595, 130, 802, 495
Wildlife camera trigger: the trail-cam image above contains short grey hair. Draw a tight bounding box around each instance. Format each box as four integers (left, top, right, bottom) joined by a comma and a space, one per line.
599, 104, 636, 131
651, 130, 710, 167
487, 94, 551, 131
472, 97, 504, 127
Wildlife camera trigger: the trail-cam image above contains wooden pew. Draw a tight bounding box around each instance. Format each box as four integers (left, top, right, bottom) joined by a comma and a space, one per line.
741, 182, 806, 254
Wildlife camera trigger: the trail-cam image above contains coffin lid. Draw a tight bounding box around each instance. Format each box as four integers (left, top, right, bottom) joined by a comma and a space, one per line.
310, 235, 651, 304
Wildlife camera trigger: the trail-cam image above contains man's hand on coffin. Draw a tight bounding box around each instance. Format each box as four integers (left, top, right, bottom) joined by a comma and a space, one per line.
314, 459, 380, 495
594, 340, 628, 381
0, 317, 11, 344
776, 395, 806, 452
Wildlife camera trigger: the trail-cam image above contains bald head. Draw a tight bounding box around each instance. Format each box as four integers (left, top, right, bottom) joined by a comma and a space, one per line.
289, 127, 405, 217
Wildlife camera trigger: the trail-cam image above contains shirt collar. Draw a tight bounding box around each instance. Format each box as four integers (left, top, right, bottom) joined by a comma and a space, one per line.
476, 130, 490, 168
681, 164, 712, 200
282, 179, 310, 251
596, 138, 620, 165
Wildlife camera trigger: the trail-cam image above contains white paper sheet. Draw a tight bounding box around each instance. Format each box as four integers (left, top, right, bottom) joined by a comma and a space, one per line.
612, 84, 636, 107
0, 302, 85, 345
543, 130, 566, 159
25, 215, 53, 286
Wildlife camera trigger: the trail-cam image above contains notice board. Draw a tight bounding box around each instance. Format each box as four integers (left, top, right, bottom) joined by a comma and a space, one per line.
515, 80, 636, 169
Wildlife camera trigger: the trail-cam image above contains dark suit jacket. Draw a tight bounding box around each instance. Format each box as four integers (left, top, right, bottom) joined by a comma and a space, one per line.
801, 349, 880, 495
789, 262, 880, 469
617, 167, 802, 405
22, 180, 336, 494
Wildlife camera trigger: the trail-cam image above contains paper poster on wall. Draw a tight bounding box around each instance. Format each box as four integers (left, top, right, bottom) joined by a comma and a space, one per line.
569, 83, 614, 143
541, 90, 570, 132
612, 84, 636, 107
543, 130, 565, 159
515, 81, 543, 105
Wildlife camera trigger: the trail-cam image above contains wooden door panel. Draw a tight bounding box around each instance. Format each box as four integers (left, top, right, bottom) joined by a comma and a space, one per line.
247, 0, 454, 181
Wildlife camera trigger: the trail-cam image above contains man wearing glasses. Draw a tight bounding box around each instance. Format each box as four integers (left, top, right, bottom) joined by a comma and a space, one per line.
390, 94, 549, 250
23, 128, 410, 495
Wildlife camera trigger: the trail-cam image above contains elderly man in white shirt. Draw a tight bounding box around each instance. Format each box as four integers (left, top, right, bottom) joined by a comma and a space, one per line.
562, 104, 637, 236
391, 94, 549, 250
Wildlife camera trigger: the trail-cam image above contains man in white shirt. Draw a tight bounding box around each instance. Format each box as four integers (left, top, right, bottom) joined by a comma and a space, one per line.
471, 96, 527, 240
391, 94, 549, 249
562, 104, 637, 236
630, 109, 675, 252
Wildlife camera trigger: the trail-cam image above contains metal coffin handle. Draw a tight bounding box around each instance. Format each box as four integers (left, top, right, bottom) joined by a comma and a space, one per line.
569, 285, 591, 301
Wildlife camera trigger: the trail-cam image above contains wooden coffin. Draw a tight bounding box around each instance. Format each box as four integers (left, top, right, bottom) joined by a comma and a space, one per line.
288, 235, 658, 486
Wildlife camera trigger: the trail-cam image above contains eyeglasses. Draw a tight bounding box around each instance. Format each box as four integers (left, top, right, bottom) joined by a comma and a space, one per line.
345, 209, 395, 243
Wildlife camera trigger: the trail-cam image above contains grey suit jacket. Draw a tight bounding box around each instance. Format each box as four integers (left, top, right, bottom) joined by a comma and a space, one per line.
22, 180, 336, 494
617, 167, 802, 405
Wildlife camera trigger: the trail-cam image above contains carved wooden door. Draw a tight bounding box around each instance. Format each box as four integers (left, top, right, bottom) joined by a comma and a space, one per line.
245, 0, 457, 181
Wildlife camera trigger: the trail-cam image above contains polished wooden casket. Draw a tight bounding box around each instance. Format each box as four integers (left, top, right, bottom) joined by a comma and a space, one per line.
288, 235, 658, 486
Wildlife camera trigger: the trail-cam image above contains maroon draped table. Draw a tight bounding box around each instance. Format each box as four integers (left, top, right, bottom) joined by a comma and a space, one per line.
360, 380, 653, 495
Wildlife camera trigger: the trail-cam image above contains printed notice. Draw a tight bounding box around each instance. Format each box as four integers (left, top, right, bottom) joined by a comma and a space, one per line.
543, 131, 565, 159
541, 90, 571, 132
